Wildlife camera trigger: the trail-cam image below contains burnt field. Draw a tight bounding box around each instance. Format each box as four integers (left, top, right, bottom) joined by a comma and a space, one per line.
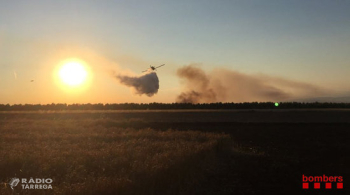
0, 110, 349, 194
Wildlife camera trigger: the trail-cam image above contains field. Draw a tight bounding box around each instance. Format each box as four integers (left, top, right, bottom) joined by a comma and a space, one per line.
0, 110, 349, 194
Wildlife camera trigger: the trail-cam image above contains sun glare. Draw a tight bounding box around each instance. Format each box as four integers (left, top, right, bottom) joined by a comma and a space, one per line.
58, 60, 88, 87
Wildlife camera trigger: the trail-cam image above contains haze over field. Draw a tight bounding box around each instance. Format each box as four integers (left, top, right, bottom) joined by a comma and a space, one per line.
176, 65, 329, 103
1, 1, 350, 104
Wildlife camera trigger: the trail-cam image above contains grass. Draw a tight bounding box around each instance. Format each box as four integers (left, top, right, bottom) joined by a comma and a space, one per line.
0, 110, 349, 194
0, 118, 231, 195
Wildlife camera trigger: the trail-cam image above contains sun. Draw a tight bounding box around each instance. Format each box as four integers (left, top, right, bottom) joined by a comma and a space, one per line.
58, 60, 88, 87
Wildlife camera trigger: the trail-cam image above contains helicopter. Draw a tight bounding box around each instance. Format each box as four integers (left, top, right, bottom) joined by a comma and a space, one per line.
142, 64, 165, 72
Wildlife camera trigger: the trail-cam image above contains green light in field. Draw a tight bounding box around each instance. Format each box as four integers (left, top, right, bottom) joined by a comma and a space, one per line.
275, 102, 279, 107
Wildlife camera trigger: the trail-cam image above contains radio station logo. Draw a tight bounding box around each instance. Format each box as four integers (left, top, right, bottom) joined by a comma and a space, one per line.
8, 177, 53, 190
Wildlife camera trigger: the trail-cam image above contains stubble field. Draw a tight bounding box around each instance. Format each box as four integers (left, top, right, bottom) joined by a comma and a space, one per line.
0, 110, 349, 194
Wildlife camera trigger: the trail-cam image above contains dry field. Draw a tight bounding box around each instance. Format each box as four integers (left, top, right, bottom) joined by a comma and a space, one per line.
0, 110, 349, 194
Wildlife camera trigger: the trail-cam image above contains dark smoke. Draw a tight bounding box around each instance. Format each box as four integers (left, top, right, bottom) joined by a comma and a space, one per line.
177, 65, 327, 103
177, 66, 217, 102
115, 72, 159, 97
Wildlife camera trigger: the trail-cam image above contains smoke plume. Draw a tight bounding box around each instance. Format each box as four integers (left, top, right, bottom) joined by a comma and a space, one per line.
115, 72, 159, 97
177, 64, 327, 103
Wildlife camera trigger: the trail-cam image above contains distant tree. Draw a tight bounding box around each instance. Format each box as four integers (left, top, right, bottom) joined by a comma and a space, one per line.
0, 102, 349, 111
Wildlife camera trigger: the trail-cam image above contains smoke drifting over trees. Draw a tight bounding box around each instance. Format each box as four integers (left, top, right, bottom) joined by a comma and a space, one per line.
176, 65, 327, 103
115, 72, 159, 97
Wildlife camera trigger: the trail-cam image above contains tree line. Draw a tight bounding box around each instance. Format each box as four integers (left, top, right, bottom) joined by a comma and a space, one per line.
0, 102, 350, 111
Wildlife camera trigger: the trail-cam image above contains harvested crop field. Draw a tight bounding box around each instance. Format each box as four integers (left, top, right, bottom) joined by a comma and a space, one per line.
0, 110, 348, 194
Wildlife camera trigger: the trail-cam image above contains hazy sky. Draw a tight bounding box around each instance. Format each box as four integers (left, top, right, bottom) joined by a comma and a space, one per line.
1, 0, 350, 104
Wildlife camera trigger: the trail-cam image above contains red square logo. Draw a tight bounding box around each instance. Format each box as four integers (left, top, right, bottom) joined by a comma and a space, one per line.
325, 183, 332, 189
303, 183, 309, 189
314, 183, 320, 189
337, 183, 343, 189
